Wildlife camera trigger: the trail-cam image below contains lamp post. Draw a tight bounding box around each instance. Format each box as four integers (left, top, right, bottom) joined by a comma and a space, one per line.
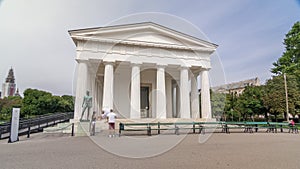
284, 73, 289, 122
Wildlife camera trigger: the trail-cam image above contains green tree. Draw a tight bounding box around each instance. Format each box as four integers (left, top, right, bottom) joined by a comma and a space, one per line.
272, 21, 300, 86
60, 95, 75, 112
22, 88, 75, 117
0, 96, 22, 121
224, 92, 240, 121
210, 91, 226, 119
23, 89, 55, 116
263, 75, 300, 121
50, 95, 73, 112
234, 86, 266, 121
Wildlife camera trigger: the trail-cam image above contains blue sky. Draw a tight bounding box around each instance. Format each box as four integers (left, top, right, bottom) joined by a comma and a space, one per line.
0, 0, 299, 96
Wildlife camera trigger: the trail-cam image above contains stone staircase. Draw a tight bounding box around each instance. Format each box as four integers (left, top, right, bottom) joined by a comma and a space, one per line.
43, 120, 108, 136
43, 122, 73, 134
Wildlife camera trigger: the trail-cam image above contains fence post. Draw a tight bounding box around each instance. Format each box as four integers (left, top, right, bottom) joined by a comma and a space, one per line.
158, 122, 160, 134
38, 123, 41, 132
0, 127, 2, 139
147, 125, 151, 136
193, 123, 195, 133
71, 123, 74, 136
175, 125, 179, 135
27, 119, 31, 138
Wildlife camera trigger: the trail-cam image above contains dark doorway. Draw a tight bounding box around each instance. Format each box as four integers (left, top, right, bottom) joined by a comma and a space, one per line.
140, 86, 150, 118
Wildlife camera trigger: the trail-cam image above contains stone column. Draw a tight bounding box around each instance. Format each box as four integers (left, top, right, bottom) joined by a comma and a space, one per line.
102, 62, 114, 110
180, 67, 191, 118
98, 78, 103, 113
201, 70, 212, 119
90, 75, 96, 120
176, 84, 180, 118
166, 76, 173, 118
191, 73, 200, 118
156, 65, 166, 119
74, 61, 88, 120
130, 64, 141, 119
94, 80, 99, 115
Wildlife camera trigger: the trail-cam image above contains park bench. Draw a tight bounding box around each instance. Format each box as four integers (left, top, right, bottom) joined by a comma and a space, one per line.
118, 121, 297, 136
198, 122, 228, 134
243, 122, 286, 133
222, 122, 246, 133
217, 122, 284, 133
119, 122, 201, 136
119, 121, 229, 136
288, 123, 299, 134
269, 122, 289, 133
119, 122, 156, 136
236, 122, 291, 133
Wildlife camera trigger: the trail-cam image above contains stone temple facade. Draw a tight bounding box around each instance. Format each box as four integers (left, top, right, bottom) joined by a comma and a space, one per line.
69, 22, 218, 120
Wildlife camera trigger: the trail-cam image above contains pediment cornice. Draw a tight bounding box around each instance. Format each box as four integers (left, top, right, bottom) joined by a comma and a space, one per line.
69, 22, 218, 52
72, 35, 215, 52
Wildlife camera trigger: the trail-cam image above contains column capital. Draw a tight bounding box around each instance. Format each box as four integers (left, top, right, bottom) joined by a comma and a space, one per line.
103, 61, 115, 66
76, 59, 88, 64
156, 64, 167, 68
200, 68, 211, 72
179, 65, 190, 70
130, 62, 142, 67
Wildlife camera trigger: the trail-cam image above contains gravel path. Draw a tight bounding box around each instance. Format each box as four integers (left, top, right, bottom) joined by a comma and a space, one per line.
0, 133, 299, 169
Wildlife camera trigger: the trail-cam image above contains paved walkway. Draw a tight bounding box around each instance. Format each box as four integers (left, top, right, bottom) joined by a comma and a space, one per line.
0, 133, 299, 169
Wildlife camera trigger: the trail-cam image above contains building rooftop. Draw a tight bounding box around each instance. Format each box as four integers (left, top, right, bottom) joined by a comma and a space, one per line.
211, 77, 260, 93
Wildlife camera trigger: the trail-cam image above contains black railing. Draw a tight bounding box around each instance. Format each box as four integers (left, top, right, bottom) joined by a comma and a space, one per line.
0, 112, 74, 139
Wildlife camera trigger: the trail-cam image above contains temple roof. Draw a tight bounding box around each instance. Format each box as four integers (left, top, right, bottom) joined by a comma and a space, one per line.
69, 22, 218, 51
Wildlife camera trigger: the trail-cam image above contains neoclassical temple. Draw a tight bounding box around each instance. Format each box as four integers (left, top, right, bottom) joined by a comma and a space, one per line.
69, 22, 217, 120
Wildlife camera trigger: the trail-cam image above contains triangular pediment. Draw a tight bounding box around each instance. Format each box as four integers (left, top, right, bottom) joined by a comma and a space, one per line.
69, 22, 218, 51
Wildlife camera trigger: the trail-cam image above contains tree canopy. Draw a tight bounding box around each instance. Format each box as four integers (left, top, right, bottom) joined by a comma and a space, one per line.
22, 88, 74, 117
272, 21, 300, 86
0, 96, 22, 121
0, 88, 74, 121
263, 75, 300, 120
235, 86, 266, 121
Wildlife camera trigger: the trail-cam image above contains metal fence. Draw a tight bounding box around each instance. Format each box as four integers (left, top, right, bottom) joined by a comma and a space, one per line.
0, 112, 74, 139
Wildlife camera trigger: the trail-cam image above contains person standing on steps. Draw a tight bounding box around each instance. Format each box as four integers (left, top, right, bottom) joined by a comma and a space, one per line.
102, 109, 117, 137
90, 111, 97, 136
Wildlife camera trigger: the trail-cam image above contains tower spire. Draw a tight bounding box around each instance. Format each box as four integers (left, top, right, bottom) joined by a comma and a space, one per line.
1, 67, 17, 98
5, 67, 15, 83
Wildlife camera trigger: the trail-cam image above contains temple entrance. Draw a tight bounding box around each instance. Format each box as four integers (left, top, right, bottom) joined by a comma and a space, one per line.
140, 85, 150, 118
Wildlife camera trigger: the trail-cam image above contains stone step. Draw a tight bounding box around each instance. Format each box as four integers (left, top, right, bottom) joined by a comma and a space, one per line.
43, 122, 73, 134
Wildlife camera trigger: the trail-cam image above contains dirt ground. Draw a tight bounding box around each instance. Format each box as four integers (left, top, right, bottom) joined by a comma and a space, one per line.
0, 132, 299, 169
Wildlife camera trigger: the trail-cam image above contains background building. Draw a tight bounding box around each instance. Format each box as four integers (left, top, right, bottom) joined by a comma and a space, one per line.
1, 67, 17, 98
211, 77, 260, 95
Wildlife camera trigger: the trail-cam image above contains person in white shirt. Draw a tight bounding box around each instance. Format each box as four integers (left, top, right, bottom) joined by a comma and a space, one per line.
102, 109, 117, 137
